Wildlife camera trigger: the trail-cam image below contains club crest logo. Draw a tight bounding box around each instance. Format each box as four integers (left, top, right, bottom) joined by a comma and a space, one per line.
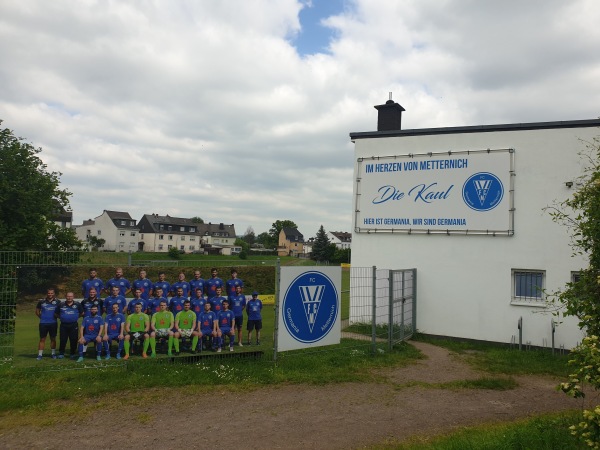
462, 172, 504, 211
282, 271, 338, 343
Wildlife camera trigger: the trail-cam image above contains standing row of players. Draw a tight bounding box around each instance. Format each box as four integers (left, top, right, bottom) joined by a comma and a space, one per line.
36, 267, 264, 360
81, 267, 242, 300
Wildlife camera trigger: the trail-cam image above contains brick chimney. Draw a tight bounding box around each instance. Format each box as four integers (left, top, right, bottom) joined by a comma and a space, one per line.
374, 93, 405, 131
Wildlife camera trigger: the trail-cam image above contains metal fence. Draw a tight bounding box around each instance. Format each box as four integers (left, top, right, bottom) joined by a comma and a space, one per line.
344, 266, 417, 351
1, 252, 417, 370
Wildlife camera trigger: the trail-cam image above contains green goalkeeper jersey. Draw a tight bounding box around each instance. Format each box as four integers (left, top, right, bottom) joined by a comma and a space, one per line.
152, 311, 174, 330
175, 310, 196, 330
127, 312, 149, 332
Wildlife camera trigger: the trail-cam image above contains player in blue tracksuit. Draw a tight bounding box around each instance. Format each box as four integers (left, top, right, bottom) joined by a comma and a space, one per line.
205, 268, 224, 299
104, 286, 127, 314
170, 272, 191, 298
229, 285, 247, 347
105, 267, 131, 297
35, 288, 60, 360
217, 299, 235, 352
132, 269, 153, 300
197, 302, 218, 351
153, 272, 171, 301
81, 288, 103, 318
246, 291, 263, 346
225, 269, 244, 298
77, 305, 104, 362
56, 292, 84, 358
81, 268, 104, 298
103, 302, 125, 360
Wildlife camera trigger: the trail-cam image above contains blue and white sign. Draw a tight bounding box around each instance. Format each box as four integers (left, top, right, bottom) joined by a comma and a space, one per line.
277, 267, 341, 351
355, 149, 513, 234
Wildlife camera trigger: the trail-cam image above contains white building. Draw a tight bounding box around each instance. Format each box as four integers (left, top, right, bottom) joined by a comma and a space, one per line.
327, 231, 351, 250
75, 210, 138, 252
350, 99, 600, 349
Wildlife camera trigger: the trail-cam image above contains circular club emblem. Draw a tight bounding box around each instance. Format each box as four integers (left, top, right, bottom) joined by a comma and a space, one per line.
462, 172, 504, 211
282, 271, 338, 343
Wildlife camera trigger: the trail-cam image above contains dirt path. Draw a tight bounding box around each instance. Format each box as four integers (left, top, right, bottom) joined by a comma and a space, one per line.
1, 342, 582, 449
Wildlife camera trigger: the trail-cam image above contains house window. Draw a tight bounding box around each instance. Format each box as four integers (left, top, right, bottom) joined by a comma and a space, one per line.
168, 235, 173, 240
180, 226, 185, 231
120, 232, 125, 237
572, 272, 580, 283
159, 235, 164, 240
130, 231, 136, 237
181, 236, 185, 241
189, 245, 195, 250
168, 226, 172, 231
140, 234, 144, 239
512, 270, 545, 304
158, 244, 163, 250
97, 230, 101, 235
119, 242, 125, 248
159, 225, 164, 230
190, 227, 196, 233
190, 237, 195, 241
180, 245, 185, 251
130, 221, 135, 226
168, 245, 172, 250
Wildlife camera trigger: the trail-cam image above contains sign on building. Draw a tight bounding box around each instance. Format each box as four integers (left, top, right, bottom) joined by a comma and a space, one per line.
277, 267, 341, 351
355, 149, 514, 235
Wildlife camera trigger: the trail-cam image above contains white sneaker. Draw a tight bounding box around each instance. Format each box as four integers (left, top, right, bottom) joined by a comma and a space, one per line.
217, 348, 222, 353
238, 341, 243, 347
229, 347, 234, 352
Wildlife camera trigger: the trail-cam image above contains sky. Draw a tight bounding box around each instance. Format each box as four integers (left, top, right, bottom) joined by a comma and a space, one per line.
1, 0, 600, 240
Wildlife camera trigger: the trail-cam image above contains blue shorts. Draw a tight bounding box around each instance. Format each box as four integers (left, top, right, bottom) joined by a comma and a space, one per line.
83, 334, 100, 344
200, 329, 214, 336
220, 327, 232, 335
106, 334, 122, 341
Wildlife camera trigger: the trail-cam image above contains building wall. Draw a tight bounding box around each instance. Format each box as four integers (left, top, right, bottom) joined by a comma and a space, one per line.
351, 125, 595, 349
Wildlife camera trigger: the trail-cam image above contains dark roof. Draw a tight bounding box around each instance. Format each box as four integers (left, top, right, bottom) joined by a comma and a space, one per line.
138, 214, 236, 237
350, 118, 600, 140
282, 227, 304, 242
105, 210, 133, 220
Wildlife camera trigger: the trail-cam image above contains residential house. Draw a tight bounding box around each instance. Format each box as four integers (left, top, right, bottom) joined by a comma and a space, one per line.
74, 210, 138, 252
327, 231, 351, 249
278, 228, 304, 257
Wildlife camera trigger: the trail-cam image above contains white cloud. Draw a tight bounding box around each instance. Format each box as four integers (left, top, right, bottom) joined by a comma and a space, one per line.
1, 0, 599, 240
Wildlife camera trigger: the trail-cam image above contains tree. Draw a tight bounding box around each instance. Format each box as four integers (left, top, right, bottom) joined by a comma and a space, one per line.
268, 219, 298, 241
547, 135, 600, 446
312, 225, 335, 262
256, 231, 274, 249
0, 123, 81, 251
190, 216, 204, 224
87, 236, 106, 251
242, 226, 256, 245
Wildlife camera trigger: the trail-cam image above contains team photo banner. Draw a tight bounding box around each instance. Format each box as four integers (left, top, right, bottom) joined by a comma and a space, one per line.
355, 149, 514, 235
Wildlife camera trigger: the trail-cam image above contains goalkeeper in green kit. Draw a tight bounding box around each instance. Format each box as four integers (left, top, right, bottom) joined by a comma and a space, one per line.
174, 300, 199, 354
123, 302, 150, 359
150, 300, 175, 356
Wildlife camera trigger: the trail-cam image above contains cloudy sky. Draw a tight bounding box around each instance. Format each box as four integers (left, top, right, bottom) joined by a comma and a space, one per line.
1, 0, 600, 239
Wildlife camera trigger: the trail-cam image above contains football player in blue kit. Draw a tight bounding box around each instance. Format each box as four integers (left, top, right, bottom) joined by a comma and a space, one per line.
189, 270, 205, 298
77, 305, 104, 362
205, 268, 224, 299
225, 269, 244, 298
103, 302, 125, 360
81, 287, 103, 318
229, 285, 247, 347
170, 271, 191, 298
104, 286, 127, 314
105, 267, 131, 297
132, 269, 153, 300
153, 272, 171, 301
197, 301, 218, 352
35, 288, 60, 360
217, 299, 235, 352
56, 292, 84, 359
81, 268, 104, 299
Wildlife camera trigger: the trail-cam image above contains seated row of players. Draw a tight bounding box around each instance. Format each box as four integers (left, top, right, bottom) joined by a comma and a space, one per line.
78, 294, 262, 361
81, 267, 244, 300
36, 284, 264, 360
